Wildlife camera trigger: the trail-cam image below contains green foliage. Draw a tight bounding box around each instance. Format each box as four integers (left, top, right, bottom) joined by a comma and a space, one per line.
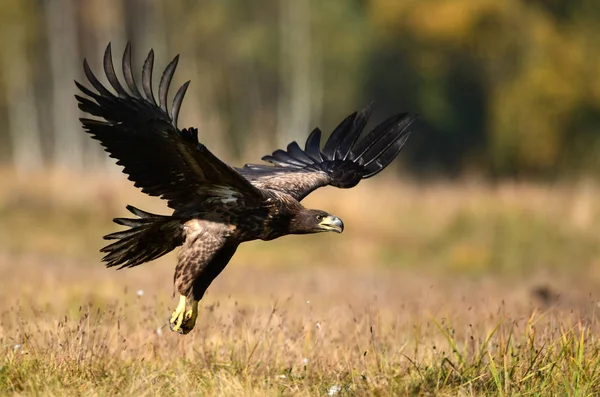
367, 0, 600, 176
1, 0, 600, 176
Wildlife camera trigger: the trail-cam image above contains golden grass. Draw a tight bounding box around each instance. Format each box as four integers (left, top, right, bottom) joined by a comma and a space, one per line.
1, 169, 600, 395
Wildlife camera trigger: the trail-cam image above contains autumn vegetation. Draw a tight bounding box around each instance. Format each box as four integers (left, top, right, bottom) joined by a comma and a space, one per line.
1, 173, 600, 395
1, 0, 600, 395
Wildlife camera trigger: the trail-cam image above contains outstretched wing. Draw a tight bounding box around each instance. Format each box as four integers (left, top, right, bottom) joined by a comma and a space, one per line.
75, 43, 264, 210
238, 106, 417, 201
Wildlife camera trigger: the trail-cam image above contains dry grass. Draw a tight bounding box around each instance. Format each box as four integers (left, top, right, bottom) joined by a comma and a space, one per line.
1, 169, 600, 396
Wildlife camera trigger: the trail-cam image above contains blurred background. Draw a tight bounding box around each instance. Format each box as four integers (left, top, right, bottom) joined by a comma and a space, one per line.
0, 0, 600, 396
2, 2, 600, 393
1, 0, 600, 344
2, 0, 600, 177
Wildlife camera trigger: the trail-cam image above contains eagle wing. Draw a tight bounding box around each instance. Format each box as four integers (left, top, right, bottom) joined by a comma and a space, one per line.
238, 106, 417, 201
75, 43, 264, 210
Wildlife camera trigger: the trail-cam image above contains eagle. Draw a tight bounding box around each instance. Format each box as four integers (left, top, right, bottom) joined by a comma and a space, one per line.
75, 43, 417, 334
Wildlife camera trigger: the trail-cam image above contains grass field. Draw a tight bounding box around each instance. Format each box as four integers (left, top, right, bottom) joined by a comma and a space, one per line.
1, 170, 600, 396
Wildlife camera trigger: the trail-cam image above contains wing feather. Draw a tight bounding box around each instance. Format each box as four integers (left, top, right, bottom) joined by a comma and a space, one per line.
336, 105, 372, 160
363, 132, 412, 177
76, 42, 264, 210
285, 142, 314, 165
171, 80, 190, 127
239, 107, 417, 201
83, 59, 113, 97
263, 149, 309, 167
159, 54, 179, 113
304, 128, 324, 162
103, 43, 129, 97
122, 42, 143, 99
322, 112, 356, 160
141, 49, 156, 104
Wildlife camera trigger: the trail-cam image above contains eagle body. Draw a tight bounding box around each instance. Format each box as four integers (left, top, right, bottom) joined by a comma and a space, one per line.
173, 192, 297, 300
76, 43, 417, 334
170, 189, 333, 301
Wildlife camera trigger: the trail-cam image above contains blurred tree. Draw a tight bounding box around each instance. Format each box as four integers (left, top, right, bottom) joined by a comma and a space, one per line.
277, 0, 314, 146
45, 0, 83, 170
0, 0, 599, 179
0, 0, 43, 175
366, 0, 600, 177
79, 0, 128, 170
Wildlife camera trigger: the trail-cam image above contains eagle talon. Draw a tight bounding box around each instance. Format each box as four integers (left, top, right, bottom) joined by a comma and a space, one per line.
169, 295, 198, 335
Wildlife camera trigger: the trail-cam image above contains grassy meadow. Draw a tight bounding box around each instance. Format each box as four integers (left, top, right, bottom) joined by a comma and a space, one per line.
1, 170, 600, 396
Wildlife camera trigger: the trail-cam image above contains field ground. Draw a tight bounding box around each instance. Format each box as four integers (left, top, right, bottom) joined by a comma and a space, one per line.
1, 170, 600, 396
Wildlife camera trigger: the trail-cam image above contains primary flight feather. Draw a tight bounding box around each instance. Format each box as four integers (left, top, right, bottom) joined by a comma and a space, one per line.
75, 43, 417, 334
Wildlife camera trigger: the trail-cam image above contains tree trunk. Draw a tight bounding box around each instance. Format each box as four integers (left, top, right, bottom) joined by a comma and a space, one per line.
80, 0, 126, 171
44, 0, 83, 170
2, 25, 44, 176
277, 0, 313, 146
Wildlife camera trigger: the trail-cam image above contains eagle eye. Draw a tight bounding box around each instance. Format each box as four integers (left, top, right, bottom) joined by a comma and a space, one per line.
315, 214, 324, 221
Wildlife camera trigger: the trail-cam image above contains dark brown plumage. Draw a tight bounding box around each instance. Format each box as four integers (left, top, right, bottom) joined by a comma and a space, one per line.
76, 43, 417, 334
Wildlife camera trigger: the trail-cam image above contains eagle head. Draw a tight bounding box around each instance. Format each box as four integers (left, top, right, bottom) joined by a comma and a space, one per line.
289, 209, 344, 235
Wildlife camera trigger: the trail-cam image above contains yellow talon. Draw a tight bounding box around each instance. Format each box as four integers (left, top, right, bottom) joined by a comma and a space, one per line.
169, 295, 199, 334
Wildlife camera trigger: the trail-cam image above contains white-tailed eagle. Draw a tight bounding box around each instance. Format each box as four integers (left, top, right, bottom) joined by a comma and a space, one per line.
75, 43, 417, 334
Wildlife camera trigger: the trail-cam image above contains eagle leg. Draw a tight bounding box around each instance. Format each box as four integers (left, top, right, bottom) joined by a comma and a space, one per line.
169, 295, 199, 334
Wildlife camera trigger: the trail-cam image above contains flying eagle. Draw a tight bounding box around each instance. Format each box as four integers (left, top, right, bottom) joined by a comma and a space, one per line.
75, 43, 417, 334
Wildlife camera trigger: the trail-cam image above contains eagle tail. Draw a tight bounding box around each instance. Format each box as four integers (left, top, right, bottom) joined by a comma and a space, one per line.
101, 205, 185, 269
